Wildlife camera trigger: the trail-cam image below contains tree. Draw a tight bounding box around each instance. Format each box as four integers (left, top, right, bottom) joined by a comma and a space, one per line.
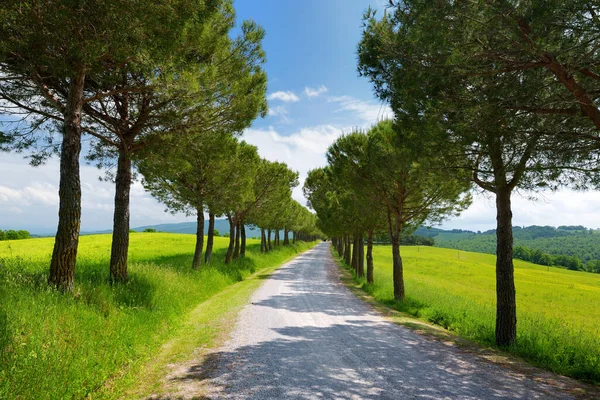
0, 0, 166, 290
364, 121, 471, 300
357, 1, 595, 345
83, 1, 267, 282
326, 129, 387, 282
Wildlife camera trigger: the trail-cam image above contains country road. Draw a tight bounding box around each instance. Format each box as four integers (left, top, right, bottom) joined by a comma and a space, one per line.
175, 242, 584, 399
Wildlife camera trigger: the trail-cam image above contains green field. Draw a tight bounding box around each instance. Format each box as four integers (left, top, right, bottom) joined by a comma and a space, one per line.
0, 233, 315, 399
359, 245, 600, 382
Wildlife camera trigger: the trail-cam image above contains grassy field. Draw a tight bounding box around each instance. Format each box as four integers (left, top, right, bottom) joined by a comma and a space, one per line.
350, 245, 600, 383
0, 233, 315, 399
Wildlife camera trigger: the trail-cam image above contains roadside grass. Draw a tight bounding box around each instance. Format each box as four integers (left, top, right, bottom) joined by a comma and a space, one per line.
342, 245, 600, 384
0, 233, 315, 399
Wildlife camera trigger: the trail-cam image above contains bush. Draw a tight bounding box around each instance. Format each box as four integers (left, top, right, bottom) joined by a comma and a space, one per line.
143, 228, 157, 233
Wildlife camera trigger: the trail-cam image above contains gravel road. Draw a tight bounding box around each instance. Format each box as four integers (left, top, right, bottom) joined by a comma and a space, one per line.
185, 242, 583, 399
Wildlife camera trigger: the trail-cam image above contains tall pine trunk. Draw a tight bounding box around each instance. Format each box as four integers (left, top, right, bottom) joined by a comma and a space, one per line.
261, 228, 266, 253
495, 188, 517, 346
366, 229, 374, 284
204, 213, 215, 264
351, 235, 359, 274
192, 208, 204, 269
225, 215, 235, 263
344, 236, 351, 265
233, 220, 240, 259
358, 233, 365, 278
240, 221, 246, 257
283, 229, 289, 245
49, 69, 85, 291
389, 212, 405, 301
109, 149, 132, 283
267, 229, 272, 251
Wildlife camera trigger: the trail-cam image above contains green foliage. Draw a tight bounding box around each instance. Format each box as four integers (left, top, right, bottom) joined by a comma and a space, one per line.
0, 230, 30, 241
431, 225, 600, 273
343, 245, 600, 383
0, 234, 315, 399
143, 228, 157, 233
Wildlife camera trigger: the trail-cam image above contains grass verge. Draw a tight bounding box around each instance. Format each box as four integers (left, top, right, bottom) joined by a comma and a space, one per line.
0, 233, 316, 399
332, 244, 600, 387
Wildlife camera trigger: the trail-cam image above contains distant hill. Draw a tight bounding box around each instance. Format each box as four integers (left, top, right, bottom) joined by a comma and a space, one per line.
88, 219, 279, 239
423, 225, 600, 263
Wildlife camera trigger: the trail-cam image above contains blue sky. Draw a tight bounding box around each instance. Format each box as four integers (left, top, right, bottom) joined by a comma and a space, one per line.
1, 0, 599, 234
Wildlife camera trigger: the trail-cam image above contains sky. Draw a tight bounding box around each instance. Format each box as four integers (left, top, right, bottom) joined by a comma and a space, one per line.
2, 0, 600, 235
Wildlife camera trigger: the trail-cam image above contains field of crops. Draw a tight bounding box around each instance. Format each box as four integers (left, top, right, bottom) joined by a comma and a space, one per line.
0, 233, 314, 399
362, 245, 600, 383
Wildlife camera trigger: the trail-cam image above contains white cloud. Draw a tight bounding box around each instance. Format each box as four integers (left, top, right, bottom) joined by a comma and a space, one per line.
328, 95, 392, 124
304, 85, 328, 98
267, 105, 292, 124
267, 91, 300, 102
0, 153, 192, 234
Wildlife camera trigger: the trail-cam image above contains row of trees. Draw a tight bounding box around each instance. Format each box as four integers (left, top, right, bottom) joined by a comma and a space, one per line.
139, 132, 321, 268
0, 230, 30, 241
0, 0, 320, 290
304, 120, 470, 295
355, 0, 600, 347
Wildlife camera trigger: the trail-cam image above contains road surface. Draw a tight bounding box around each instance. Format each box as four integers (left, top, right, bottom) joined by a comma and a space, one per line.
180, 242, 582, 399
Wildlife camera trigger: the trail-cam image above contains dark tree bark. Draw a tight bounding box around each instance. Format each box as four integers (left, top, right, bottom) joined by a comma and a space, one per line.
366, 229, 374, 284
267, 229, 272, 251
233, 220, 241, 260
351, 235, 359, 274
338, 236, 344, 257
109, 149, 132, 283
388, 210, 405, 301
358, 233, 365, 278
49, 69, 86, 292
204, 213, 215, 264
293, 231, 297, 244
260, 228, 266, 253
275, 230, 280, 247
240, 220, 246, 257
192, 208, 204, 270
495, 188, 517, 347
283, 229, 289, 245
225, 215, 235, 263
344, 236, 352, 265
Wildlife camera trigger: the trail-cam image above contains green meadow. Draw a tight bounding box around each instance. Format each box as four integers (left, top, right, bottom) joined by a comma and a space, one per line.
357, 245, 600, 383
0, 233, 315, 399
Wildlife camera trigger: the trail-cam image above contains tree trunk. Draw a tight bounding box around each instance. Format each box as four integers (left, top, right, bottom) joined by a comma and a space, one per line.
205, 213, 215, 264
293, 231, 297, 244
49, 69, 85, 292
344, 236, 352, 265
261, 228, 266, 253
109, 149, 132, 283
267, 229, 272, 251
389, 212, 405, 301
339, 236, 344, 257
275, 230, 280, 247
192, 208, 204, 270
391, 238, 405, 301
352, 235, 359, 274
240, 220, 246, 257
225, 215, 235, 263
358, 233, 365, 278
495, 188, 517, 347
233, 220, 241, 260
367, 229, 374, 284
284, 229, 289, 245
